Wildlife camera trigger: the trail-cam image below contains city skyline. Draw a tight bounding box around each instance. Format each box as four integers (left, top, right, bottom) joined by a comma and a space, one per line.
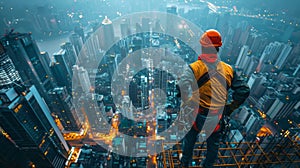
0, 1, 300, 168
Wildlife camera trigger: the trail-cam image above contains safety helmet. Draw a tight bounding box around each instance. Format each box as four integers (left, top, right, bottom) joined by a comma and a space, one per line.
200, 29, 222, 47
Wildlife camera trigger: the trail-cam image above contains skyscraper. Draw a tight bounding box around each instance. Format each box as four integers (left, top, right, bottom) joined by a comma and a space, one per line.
72, 65, 91, 94
257, 41, 283, 72
244, 110, 264, 140
101, 16, 115, 50
84, 31, 105, 65
60, 42, 77, 71
0, 42, 21, 88
51, 50, 73, 94
247, 73, 268, 104
0, 86, 69, 168
0, 32, 55, 97
274, 42, 293, 69
288, 43, 300, 68
40, 51, 52, 68
129, 70, 149, 110
266, 96, 298, 121
74, 25, 85, 43
237, 21, 251, 46
48, 87, 81, 132
235, 106, 252, 126
235, 45, 250, 68
244, 56, 259, 76
0, 127, 28, 168
246, 32, 268, 56
257, 90, 277, 113
120, 18, 131, 38
69, 33, 84, 58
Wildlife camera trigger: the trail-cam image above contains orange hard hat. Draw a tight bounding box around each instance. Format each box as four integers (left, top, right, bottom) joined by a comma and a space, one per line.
200, 29, 222, 47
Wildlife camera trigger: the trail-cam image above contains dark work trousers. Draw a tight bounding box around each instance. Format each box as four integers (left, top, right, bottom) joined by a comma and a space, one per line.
181, 113, 222, 168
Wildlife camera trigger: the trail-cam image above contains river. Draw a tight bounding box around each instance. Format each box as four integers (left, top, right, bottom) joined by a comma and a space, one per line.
36, 33, 71, 57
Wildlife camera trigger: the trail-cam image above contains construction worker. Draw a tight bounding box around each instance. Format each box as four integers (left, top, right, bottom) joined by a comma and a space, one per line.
178, 29, 250, 167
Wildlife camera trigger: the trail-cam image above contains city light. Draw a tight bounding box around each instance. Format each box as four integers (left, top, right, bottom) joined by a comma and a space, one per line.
0, 0, 299, 167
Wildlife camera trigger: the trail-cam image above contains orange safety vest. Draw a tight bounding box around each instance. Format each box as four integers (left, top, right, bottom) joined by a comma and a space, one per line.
189, 60, 234, 132
189, 60, 234, 110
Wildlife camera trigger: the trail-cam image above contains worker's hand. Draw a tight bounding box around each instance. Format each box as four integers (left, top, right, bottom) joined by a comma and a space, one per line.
224, 101, 240, 116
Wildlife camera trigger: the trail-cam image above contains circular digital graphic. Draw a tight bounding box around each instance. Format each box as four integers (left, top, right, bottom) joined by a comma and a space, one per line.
72, 11, 227, 157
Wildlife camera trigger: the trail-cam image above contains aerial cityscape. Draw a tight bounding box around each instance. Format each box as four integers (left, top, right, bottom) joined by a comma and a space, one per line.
0, 0, 299, 168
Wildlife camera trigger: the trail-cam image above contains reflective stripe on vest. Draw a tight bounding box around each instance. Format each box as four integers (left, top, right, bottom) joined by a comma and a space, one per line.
189, 60, 234, 110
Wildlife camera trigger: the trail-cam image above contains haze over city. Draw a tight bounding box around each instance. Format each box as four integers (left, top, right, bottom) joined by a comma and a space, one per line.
0, 0, 299, 168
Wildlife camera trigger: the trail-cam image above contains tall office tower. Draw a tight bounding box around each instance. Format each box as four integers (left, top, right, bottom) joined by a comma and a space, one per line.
288, 43, 300, 68
120, 95, 134, 120
0, 86, 69, 168
39, 51, 56, 87
235, 45, 250, 68
244, 56, 259, 76
85, 30, 98, 51
274, 42, 293, 70
129, 71, 149, 110
0, 32, 55, 97
266, 94, 299, 121
234, 106, 252, 126
256, 88, 278, 112
257, 41, 283, 72
48, 87, 81, 132
84, 32, 104, 65
247, 73, 267, 104
51, 50, 72, 94
74, 25, 85, 42
129, 36, 143, 68
100, 16, 115, 50
0, 127, 28, 168
237, 21, 251, 46
60, 42, 77, 70
226, 27, 248, 64
246, 32, 268, 56
0, 42, 21, 88
221, 26, 234, 63
153, 69, 173, 98
237, 53, 253, 74
244, 111, 264, 140
69, 33, 84, 57
120, 18, 131, 38
72, 65, 91, 94
40, 51, 52, 67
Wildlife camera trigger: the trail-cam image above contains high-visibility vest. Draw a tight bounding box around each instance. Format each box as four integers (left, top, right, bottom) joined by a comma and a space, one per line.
189, 60, 234, 110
